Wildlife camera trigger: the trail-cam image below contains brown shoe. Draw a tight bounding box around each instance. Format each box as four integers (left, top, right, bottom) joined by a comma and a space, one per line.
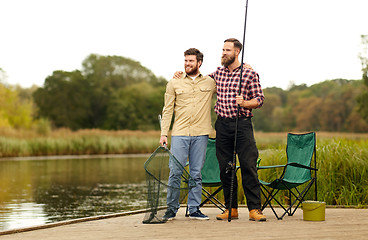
216, 208, 238, 220
249, 209, 267, 221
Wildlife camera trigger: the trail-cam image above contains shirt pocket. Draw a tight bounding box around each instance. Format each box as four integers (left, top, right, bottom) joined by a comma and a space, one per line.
199, 87, 211, 92
175, 89, 186, 95
175, 89, 190, 105
198, 87, 212, 102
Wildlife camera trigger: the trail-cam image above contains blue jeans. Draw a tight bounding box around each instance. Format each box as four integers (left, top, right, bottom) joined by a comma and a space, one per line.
166, 135, 208, 214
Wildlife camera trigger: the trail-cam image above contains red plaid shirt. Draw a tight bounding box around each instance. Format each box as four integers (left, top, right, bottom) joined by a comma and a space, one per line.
209, 64, 264, 118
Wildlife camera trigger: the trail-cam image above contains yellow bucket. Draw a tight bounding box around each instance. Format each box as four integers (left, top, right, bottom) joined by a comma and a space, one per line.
302, 201, 326, 221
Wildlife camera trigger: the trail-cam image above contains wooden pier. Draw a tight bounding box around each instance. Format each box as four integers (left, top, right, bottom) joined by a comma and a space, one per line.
1, 207, 368, 239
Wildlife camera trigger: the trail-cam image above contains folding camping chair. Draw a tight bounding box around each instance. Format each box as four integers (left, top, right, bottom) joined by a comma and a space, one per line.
199, 138, 226, 210
257, 132, 318, 220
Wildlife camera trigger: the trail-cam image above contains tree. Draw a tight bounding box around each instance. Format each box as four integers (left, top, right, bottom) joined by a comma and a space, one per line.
0, 68, 7, 82
357, 35, 368, 122
82, 54, 165, 88
83, 54, 166, 128
104, 82, 165, 130
0, 82, 33, 129
253, 88, 284, 132
294, 96, 322, 132
33, 54, 167, 130
33, 70, 92, 130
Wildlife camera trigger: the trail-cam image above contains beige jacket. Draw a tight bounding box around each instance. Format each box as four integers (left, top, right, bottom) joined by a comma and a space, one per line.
161, 73, 216, 136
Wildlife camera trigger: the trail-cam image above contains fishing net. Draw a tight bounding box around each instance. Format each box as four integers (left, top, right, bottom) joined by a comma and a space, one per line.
142, 146, 196, 224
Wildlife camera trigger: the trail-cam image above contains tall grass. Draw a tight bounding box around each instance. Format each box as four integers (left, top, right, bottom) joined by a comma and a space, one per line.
317, 138, 368, 206
0, 128, 160, 157
254, 137, 368, 207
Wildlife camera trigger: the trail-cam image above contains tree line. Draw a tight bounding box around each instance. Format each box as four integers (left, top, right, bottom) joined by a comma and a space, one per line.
1, 50, 368, 133
252, 79, 368, 132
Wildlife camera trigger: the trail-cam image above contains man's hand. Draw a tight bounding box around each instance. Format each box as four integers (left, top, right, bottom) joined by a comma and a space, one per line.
173, 71, 183, 79
236, 95, 244, 107
236, 96, 260, 109
160, 135, 168, 147
244, 63, 253, 70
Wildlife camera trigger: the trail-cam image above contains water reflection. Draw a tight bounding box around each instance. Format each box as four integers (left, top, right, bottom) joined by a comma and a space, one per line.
1, 203, 47, 230
0, 156, 148, 231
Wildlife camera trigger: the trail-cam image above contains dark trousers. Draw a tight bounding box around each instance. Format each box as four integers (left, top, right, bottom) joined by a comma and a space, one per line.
215, 117, 261, 210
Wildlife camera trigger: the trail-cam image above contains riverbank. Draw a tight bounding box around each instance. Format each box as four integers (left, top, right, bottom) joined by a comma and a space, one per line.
1, 207, 368, 239
0, 153, 151, 161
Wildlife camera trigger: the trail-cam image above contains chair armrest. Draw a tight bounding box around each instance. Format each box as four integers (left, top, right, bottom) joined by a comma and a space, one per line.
257, 164, 286, 170
256, 158, 286, 170
287, 162, 318, 171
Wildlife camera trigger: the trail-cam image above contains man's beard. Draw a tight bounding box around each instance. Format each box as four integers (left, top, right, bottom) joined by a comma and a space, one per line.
221, 54, 235, 67
185, 65, 199, 75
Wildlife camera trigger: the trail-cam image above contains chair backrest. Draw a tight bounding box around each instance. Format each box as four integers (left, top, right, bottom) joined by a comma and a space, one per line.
283, 132, 316, 183
201, 138, 221, 185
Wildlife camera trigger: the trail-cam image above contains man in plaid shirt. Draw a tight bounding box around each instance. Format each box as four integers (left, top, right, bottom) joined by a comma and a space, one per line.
209, 38, 266, 221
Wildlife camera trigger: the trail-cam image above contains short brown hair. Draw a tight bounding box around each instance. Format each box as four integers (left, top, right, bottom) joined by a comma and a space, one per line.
224, 38, 242, 51
184, 48, 204, 63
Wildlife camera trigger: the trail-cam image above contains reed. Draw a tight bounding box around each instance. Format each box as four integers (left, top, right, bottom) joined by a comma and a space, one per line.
0, 129, 161, 157
255, 137, 368, 207
317, 138, 368, 206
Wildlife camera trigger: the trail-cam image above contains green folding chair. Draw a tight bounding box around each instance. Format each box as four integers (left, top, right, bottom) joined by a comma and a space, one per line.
257, 132, 318, 220
198, 138, 226, 211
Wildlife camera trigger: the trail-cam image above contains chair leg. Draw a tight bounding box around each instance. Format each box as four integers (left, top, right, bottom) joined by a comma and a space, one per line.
287, 190, 292, 216
260, 185, 273, 211
185, 205, 189, 217
262, 185, 313, 220
185, 187, 225, 216
200, 187, 226, 211
201, 187, 223, 205
260, 186, 284, 220
280, 180, 316, 219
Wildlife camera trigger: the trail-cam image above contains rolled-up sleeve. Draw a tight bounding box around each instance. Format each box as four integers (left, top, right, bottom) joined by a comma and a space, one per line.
247, 73, 264, 108
161, 81, 175, 136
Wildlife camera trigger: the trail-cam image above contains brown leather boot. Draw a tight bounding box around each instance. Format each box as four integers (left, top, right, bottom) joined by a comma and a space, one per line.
249, 209, 267, 221
216, 208, 238, 220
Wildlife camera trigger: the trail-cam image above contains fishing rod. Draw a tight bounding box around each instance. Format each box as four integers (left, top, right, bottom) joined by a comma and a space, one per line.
228, 0, 249, 222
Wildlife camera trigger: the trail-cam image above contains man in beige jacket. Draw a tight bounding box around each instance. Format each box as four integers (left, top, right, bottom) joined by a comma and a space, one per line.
160, 48, 215, 220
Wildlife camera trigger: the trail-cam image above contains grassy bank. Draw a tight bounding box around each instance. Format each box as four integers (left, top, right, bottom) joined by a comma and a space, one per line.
0, 128, 160, 157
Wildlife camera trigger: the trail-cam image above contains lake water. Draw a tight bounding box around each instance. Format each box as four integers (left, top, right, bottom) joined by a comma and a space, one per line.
0, 155, 149, 231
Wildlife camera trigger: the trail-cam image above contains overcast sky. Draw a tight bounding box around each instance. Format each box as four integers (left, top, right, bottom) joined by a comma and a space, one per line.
1, 0, 367, 90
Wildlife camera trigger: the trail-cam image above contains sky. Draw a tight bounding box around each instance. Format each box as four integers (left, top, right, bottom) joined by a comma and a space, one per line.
0, 0, 367, 90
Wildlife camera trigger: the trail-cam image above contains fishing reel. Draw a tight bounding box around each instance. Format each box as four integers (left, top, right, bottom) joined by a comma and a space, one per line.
225, 161, 236, 174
